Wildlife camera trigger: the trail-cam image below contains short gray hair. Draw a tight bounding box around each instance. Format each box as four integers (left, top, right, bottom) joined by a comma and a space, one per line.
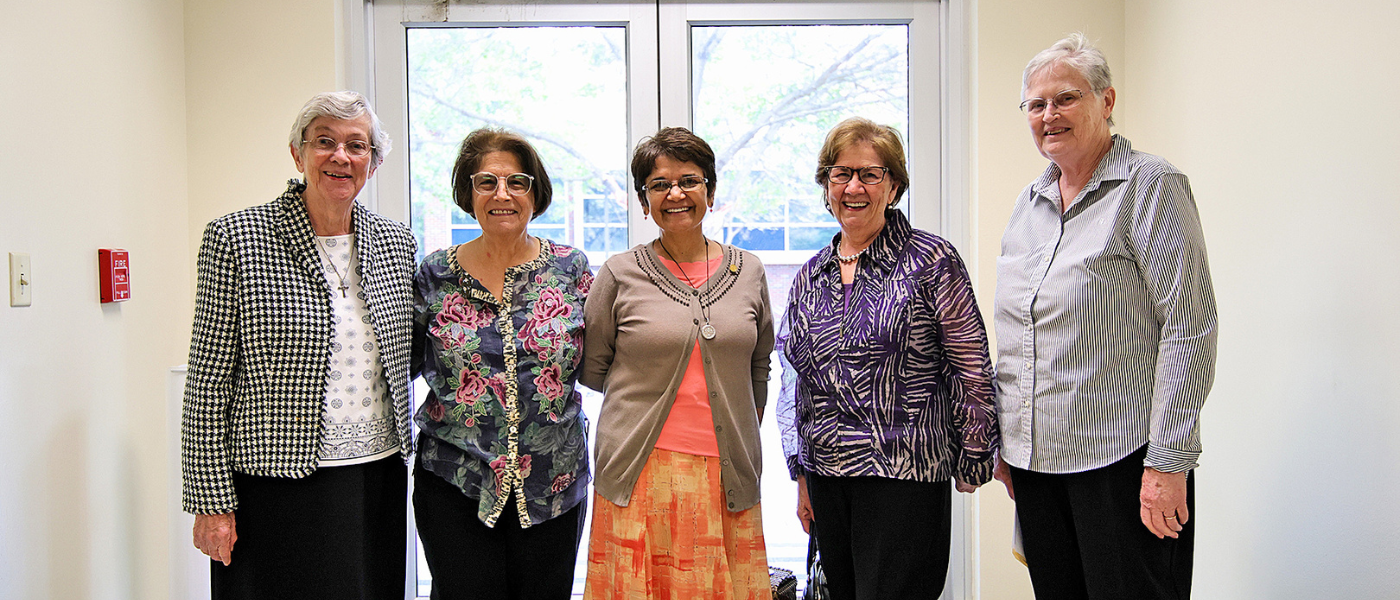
1022, 33, 1115, 127
288, 91, 392, 167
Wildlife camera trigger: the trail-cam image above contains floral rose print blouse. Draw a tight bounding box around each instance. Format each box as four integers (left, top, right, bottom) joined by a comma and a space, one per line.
413, 239, 593, 528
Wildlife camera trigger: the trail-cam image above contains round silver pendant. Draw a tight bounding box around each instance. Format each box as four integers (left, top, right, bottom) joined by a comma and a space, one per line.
700, 323, 717, 340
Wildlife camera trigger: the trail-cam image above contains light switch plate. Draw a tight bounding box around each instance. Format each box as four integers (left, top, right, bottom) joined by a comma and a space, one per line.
10, 252, 31, 307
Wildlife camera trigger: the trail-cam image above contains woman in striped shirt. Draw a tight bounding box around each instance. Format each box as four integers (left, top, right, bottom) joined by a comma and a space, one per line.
777, 117, 998, 599
992, 33, 1217, 600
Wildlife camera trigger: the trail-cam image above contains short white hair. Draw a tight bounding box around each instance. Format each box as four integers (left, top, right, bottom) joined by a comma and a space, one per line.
288, 91, 392, 166
1023, 33, 1115, 127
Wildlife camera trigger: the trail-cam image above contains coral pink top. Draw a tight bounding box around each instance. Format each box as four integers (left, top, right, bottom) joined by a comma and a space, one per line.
653, 254, 725, 457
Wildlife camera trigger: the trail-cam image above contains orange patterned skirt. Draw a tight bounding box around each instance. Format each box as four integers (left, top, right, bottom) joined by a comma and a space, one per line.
583, 448, 769, 600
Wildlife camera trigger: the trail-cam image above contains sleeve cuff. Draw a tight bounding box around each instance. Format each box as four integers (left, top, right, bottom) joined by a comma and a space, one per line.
958, 454, 996, 486
785, 455, 805, 481
1143, 443, 1200, 473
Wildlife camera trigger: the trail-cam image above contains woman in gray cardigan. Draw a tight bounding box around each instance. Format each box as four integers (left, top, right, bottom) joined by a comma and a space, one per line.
580, 127, 775, 599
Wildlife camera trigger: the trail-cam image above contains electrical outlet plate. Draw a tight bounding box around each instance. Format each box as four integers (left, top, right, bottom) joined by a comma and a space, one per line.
10, 252, 31, 307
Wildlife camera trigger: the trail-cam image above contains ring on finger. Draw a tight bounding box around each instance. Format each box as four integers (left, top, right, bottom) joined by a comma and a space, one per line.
1164, 514, 1177, 520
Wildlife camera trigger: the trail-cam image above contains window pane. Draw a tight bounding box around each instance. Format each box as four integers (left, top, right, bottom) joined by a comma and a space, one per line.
407, 26, 630, 264
789, 226, 842, 251
692, 24, 910, 258
691, 24, 910, 580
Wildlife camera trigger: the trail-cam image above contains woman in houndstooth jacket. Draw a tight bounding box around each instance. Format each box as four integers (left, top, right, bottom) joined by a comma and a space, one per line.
180, 91, 417, 600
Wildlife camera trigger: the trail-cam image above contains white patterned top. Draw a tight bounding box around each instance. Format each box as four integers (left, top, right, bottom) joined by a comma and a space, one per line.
315, 234, 399, 466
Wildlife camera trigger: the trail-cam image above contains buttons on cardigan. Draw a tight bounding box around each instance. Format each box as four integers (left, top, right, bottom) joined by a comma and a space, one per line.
692, 290, 700, 296
710, 391, 716, 398
693, 318, 699, 325
510, 425, 518, 434
721, 458, 731, 467
715, 425, 722, 432
729, 502, 736, 509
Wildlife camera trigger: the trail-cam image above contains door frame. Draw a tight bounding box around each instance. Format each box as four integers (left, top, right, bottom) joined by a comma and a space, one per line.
346, 1, 980, 597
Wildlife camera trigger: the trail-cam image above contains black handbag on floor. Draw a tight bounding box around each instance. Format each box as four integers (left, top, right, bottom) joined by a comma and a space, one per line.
803, 524, 831, 600
771, 566, 797, 600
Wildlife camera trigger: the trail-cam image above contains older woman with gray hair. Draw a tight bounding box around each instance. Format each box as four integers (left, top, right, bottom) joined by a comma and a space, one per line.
992, 33, 1217, 599
181, 91, 416, 599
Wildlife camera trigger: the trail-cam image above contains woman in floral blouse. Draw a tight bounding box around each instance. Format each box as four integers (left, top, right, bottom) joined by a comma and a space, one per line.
412, 128, 592, 600
777, 117, 998, 599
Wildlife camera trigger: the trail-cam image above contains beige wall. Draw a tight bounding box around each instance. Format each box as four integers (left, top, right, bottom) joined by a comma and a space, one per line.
0, 0, 340, 599
184, 0, 340, 261
973, 0, 1400, 598
0, 1, 190, 599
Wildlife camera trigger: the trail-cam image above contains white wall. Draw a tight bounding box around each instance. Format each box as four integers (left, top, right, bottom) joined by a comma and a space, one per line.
972, 0, 1400, 598
1123, 1, 1400, 597
0, 1, 191, 599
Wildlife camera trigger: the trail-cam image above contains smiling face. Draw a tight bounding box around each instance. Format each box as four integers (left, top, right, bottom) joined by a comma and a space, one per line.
291, 114, 376, 208
826, 140, 900, 242
643, 154, 710, 236
1024, 63, 1115, 165
470, 151, 536, 239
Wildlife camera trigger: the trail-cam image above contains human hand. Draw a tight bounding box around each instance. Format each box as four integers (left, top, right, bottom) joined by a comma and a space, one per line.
796, 475, 814, 534
954, 478, 979, 493
193, 512, 238, 565
993, 455, 1015, 500
1139, 468, 1189, 539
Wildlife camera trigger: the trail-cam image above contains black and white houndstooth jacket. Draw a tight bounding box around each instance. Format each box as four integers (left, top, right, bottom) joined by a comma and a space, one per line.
181, 180, 417, 515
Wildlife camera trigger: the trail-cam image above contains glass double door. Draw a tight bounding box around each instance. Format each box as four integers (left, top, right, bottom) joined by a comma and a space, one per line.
369, 1, 947, 596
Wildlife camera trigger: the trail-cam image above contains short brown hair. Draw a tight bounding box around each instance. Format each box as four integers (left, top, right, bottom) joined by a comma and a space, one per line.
814, 117, 909, 207
451, 127, 553, 218
630, 127, 718, 207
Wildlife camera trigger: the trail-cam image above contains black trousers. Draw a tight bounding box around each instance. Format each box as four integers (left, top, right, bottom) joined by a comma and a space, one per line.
413, 458, 586, 600
805, 474, 952, 600
1009, 446, 1195, 600
211, 455, 408, 600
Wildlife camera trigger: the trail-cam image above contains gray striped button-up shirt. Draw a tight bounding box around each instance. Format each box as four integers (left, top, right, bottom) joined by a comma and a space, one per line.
994, 135, 1217, 475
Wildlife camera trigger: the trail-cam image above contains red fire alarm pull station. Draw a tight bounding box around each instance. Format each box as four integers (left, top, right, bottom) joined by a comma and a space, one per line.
99, 249, 131, 303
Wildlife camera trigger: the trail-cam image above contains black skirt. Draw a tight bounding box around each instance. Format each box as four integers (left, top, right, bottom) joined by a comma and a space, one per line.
211, 454, 407, 600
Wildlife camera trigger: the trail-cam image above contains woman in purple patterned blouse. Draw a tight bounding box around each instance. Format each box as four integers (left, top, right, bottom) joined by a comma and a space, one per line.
776, 117, 999, 599
411, 128, 592, 600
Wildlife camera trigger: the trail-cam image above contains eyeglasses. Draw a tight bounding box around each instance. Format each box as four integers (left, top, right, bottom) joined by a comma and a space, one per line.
471, 172, 535, 196
1020, 89, 1084, 116
643, 176, 708, 198
821, 166, 890, 186
302, 136, 373, 157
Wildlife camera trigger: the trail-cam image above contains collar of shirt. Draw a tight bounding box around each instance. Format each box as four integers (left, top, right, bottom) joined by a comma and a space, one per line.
814, 208, 913, 281
1030, 134, 1134, 215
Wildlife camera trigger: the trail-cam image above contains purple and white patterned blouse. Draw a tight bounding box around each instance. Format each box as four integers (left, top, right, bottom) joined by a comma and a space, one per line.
412, 239, 593, 528
777, 209, 999, 485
